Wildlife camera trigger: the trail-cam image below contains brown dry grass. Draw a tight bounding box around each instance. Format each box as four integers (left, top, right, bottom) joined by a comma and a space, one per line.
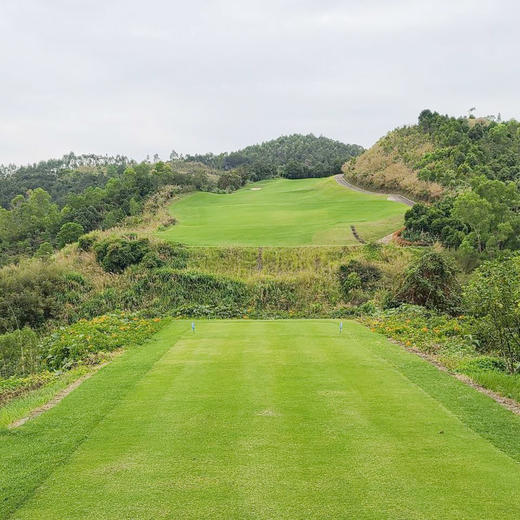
343, 127, 443, 202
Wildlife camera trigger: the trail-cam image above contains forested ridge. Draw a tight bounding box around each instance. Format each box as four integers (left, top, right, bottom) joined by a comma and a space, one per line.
186, 133, 364, 178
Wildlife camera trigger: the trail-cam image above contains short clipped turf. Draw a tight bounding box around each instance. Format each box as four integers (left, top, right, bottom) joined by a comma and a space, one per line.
2, 320, 520, 519
158, 176, 407, 246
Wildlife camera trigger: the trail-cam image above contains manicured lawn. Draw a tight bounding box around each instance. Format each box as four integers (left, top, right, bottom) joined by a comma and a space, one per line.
2, 320, 520, 519
158, 177, 406, 246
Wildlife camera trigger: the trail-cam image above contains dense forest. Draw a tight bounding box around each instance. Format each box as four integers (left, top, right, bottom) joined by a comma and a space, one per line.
185, 134, 364, 178
0, 159, 217, 265
0, 153, 130, 208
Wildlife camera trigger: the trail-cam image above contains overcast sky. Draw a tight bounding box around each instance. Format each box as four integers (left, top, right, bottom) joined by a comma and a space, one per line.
0, 0, 517, 164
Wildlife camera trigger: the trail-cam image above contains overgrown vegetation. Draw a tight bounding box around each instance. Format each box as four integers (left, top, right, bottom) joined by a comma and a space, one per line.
363, 306, 520, 402
0, 313, 164, 403
346, 109, 520, 260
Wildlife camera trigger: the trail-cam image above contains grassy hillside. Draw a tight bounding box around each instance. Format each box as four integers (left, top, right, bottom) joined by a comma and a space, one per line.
3, 320, 520, 519
344, 110, 520, 204
343, 123, 443, 201
158, 177, 407, 246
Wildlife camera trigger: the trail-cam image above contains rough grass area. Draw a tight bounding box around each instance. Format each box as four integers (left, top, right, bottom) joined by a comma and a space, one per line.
342, 125, 443, 201
158, 177, 406, 246
2, 320, 519, 519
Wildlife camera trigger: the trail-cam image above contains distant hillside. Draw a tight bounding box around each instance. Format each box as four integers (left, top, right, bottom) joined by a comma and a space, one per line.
349, 110, 520, 254
185, 134, 364, 178
343, 124, 443, 201
0, 154, 130, 209
343, 110, 520, 201
0, 133, 362, 265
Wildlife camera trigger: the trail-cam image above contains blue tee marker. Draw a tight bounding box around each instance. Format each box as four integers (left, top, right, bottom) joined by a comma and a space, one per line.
191, 322, 195, 333
339, 321, 343, 334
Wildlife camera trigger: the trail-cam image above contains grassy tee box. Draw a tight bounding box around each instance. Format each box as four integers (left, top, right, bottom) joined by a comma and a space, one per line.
2, 320, 520, 519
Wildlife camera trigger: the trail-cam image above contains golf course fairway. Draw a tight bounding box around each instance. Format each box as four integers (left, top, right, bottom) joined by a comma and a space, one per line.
158, 177, 407, 246
2, 320, 520, 519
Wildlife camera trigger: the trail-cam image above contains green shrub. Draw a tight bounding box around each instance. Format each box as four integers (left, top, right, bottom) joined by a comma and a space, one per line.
78, 233, 96, 252
0, 260, 92, 333
157, 242, 189, 269
141, 251, 165, 269
396, 250, 461, 313
253, 279, 298, 310
458, 356, 507, 373
76, 288, 121, 319
35, 242, 54, 258
94, 237, 151, 273
338, 260, 381, 298
57, 222, 84, 249
464, 256, 520, 372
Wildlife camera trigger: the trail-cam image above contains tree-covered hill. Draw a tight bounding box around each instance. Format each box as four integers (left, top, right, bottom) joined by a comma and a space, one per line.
344, 110, 520, 201
185, 134, 364, 178
344, 110, 520, 257
0, 154, 131, 209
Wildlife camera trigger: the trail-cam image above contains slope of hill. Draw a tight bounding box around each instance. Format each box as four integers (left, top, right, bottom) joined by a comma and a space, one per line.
342, 124, 443, 201
344, 110, 520, 254
158, 176, 407, 246
343, 110, 520, 202
186, 133, 364, 178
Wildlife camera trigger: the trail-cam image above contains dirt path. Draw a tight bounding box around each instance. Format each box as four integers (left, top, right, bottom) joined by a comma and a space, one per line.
334, 174, 416, 207
8, 362, 109, 429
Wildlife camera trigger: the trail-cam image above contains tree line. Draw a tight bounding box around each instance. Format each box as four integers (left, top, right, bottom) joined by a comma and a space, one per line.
185, 134, 364, 179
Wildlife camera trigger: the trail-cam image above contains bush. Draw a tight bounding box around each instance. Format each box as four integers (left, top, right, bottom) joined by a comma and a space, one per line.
0, 260, 92, 333
94, 237, 151, 273
156, 242, 189, 269
338, 260, 381, 298
57, 222, 85, 249
141, 251, 165, 269
396, 251, 460, 313
35, 242, 54, 258
464, 256, 520, 373
458, 356, 507, 373
78, 233, 96, 252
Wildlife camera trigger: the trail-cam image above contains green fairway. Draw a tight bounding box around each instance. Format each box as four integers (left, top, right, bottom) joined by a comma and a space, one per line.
2, 320, 520, 519
158, 177, 406, 246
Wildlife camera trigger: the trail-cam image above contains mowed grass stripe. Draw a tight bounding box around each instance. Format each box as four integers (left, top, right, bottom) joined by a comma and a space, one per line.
158, 177, 406, 246
0, 320, 189, 519
359, 325, 520, 462
4, 320, 520, 519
